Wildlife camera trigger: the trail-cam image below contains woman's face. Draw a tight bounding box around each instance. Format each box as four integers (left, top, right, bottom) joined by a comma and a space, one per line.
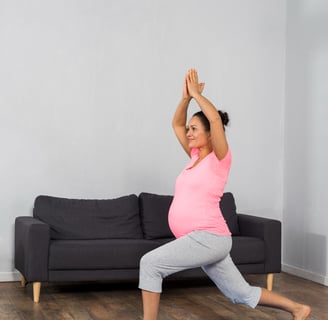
186, 116, 210, 149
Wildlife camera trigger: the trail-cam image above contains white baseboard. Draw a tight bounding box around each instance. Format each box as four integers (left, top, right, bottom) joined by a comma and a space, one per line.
0, 271, 21, 282
282, 263, 328, 286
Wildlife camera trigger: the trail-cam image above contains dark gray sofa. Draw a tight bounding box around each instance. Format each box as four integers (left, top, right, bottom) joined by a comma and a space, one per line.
15, 192, 281, 302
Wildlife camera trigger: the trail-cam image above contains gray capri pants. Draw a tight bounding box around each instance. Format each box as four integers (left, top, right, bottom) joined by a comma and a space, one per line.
139, 230, 261, 308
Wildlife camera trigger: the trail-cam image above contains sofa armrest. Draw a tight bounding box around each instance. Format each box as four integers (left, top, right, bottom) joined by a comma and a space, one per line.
237, 214, 281, 273
15, 216, 50, 282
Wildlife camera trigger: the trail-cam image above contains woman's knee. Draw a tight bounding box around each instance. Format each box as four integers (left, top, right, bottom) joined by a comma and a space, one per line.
140, 251, 161, 275
227, 284, 261, 308
139, 251, 165, 292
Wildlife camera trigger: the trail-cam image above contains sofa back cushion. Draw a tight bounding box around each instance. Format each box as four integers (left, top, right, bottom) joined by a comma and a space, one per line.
139, 192, 240, 238
139, 192, 174, 239
220, 192, 240, 235
33, 194, 143, 240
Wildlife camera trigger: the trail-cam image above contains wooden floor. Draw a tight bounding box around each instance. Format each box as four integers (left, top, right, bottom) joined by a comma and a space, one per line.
0, 273, 327, 320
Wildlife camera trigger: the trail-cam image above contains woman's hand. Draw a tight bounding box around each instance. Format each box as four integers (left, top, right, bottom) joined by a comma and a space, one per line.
186, 69, 205, 98
182, 75, 191, 100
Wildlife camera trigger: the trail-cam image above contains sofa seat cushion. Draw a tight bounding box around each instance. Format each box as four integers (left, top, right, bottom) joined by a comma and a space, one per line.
49, 239, 161, 270
230, 236, 265, 264
34, 194, 143, 240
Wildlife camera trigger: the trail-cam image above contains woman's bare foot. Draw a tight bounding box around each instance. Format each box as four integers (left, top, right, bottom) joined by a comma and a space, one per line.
293, 304, 311, 320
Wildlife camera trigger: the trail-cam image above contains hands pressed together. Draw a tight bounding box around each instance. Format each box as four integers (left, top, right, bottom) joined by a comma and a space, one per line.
183, 69, 205, 100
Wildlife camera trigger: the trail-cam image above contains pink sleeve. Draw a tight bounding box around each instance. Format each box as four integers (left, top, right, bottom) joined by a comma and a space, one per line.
218, 148, 232, 168
220, 148, 232, 166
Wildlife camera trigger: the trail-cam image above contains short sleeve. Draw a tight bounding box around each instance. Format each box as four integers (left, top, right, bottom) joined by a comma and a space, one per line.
218, 148, 232, 168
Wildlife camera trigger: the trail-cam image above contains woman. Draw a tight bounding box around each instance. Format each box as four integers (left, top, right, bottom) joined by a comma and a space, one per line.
138, 69, 311, 320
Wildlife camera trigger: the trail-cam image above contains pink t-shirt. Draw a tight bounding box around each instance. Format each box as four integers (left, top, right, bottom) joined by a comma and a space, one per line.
168, 148, 232, 238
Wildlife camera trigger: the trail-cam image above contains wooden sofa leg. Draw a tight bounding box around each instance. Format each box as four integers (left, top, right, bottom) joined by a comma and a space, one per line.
267, 273, 274, 291
21, 275, 27, 287
33, 282, 41, 303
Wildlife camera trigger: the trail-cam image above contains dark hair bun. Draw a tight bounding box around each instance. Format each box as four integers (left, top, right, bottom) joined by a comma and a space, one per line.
218, 110, 229, 126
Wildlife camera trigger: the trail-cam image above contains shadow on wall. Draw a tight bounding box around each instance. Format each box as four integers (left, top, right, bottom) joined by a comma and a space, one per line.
283, 0, 328, 286
304, 233, 327, 279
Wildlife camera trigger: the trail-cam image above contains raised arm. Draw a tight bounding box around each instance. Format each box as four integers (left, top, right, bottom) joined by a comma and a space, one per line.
172, 96, 190, 156
186, 69, 228, 160
172, 73, 205, 157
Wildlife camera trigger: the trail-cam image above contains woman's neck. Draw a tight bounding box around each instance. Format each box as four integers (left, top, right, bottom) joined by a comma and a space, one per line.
198, 146, 212, 160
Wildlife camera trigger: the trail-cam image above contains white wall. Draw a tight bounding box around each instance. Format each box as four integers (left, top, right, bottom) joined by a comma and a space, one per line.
283, 0, 328, 285
0, 0, 286, 280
